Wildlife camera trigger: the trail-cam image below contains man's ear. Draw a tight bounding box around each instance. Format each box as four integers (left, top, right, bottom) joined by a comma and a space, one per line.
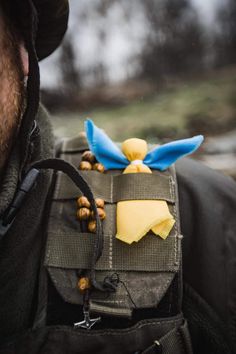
19, 42, 29, 76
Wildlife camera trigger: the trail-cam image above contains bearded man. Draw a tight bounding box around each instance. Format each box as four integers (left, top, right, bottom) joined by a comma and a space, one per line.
0, 6, 26, 173
0, 0, 67, 342
0, 1, 236, 354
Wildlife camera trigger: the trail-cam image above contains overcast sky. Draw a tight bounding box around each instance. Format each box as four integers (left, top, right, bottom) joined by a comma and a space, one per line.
40, 0, 227, 89
191, 0, 223, 25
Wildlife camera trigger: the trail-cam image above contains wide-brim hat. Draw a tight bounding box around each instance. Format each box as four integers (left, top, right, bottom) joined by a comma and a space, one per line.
1, 0, 69, 166
34, 0, 69, 60
2, 0, 69, 60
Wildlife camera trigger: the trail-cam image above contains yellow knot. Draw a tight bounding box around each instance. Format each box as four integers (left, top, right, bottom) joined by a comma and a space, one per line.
116, 138, 175, 244
122, 138, 151, 174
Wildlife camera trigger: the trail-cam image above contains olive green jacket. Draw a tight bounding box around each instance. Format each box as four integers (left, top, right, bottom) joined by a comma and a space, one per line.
0, 105, 54, 339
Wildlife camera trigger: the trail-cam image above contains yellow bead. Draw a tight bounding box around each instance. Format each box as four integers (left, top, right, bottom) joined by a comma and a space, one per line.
77, 207, 90, 221
79, 161, 92, 171
95, 198, 105, 209
78, 277, 91, 292
77, 196, 91, 209
88, 220, 97, 233
93, 163, 105, 173
82, 150, 96, 164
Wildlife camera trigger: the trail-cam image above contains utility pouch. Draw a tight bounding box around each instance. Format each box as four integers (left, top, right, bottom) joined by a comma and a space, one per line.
45, 135, 183, 318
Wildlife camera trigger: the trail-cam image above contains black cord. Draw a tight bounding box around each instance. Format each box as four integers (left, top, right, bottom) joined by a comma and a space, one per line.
29, 158, 107, 292
119, 279, 137, 309
103, 273, 137, 308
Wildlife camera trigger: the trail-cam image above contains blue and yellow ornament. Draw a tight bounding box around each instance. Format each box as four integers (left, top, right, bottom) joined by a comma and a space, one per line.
85, 119, 203, 244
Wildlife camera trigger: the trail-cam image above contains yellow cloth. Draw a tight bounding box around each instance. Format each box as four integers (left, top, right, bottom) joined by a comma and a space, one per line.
116, 138, 175, 244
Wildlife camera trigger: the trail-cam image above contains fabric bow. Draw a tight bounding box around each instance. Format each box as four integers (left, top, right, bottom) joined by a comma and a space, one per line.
85, 119, 203, 244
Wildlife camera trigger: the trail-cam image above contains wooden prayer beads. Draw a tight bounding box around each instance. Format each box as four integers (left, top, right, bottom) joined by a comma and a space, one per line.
91, 207, 106, 221
81, 151, 96, 164
88, 220, 97, 233
93, 163, 105, 173
78, 277, 91, 292
78, 150, 105, 173
77, 196, 91, 209
76, 196, 106, 233
77, 207, 90, 221
79, 161, 92, 171
95, 198, 105, 209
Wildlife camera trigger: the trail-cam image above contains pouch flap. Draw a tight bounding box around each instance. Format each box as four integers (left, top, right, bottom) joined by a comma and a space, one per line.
45, 231, 180, 272
54, 171, 175, 203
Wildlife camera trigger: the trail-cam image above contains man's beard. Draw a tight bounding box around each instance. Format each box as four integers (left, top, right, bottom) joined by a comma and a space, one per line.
0, 20, 25, 169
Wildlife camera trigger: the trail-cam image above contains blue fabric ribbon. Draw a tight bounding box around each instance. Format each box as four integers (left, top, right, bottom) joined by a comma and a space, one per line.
85, 119, 204, 171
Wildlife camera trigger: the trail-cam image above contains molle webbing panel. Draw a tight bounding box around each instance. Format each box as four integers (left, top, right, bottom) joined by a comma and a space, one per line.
54, 172, 175, 203
45, 136, 182, 317
46, 231, 179, 271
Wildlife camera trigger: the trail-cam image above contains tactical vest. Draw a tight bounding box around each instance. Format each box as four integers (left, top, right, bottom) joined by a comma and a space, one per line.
0, 135, 193, 354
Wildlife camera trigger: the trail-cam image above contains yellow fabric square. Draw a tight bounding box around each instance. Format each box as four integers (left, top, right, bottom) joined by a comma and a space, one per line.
116, 200, 175, 244
115, 137, 175, 244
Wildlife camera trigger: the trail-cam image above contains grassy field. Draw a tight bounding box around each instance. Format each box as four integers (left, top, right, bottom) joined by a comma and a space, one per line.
51, 66, 236, 142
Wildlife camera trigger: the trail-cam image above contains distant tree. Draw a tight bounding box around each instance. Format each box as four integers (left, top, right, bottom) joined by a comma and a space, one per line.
92, 62, 107, 87
139, 0, 205, 82
59, 35, 81, 95
215, 0, 236, 67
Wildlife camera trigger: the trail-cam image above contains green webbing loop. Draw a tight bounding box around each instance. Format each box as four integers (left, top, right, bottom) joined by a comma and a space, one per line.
54, 171, 175, 203
45, 231, 180, 272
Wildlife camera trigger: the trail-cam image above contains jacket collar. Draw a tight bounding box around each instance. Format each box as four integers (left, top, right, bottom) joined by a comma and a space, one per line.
0, 103, 54, 217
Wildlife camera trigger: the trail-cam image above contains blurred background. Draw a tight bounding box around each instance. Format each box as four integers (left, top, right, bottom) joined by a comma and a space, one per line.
40, 0, 236, 178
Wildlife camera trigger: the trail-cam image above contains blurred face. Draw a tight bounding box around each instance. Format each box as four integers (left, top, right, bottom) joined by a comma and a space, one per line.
0, 7, 28, 170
